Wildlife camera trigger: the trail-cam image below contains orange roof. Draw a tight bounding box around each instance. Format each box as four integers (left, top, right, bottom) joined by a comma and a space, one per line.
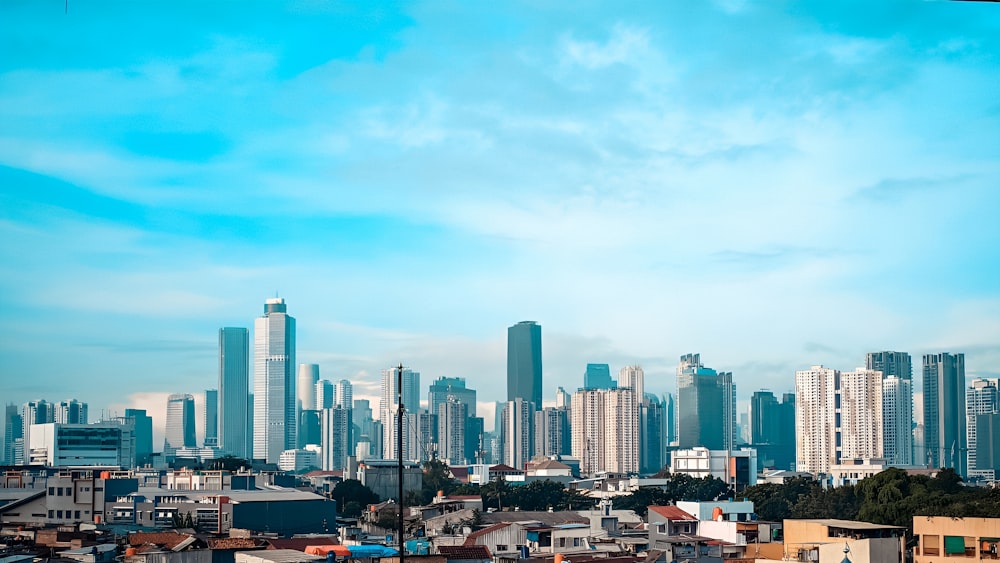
464, 523, 512, 545
127, 532, 192, 550
648, 505, 697, 522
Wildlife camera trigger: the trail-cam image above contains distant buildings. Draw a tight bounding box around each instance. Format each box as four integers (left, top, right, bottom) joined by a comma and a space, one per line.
218, 326, 250, 459
204, 389, 218, 447
882, 376, 913, 466
27, 421, 135, 467
164, 393, 196, 457
297, 364, 319, 416
750, 390, 795, 471
967, 378, 998, 478
583, 363, 614, 390
380, 366, 420, 460
428, 377, 477, 417
334, 379, 353, 409
316, 379, 334, 409
55, 400, 87, 425
124, 408, 153, 465
501, 398, 534, 470
923, 352, 966, 474
253, 297, 296, 464
507, 321, 542, 408
676, 354, 736, 451
571, 387, 639, 475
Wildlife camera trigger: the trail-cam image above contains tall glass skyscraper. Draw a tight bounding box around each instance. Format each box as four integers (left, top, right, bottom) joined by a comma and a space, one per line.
204, 390, 218, 447
253, 297, 297, 463
124, 408, 153, 466
676, 354, 735, 451
583, 364, 614, 390
507, 321, 542, 408
219, 327, 250, 459
428, 377, 477, 417
380, 366, 420, 460
164, 393, 196, 456
923, 352, 966, 474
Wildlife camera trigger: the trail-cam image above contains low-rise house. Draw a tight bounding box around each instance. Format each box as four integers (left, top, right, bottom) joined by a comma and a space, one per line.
461, 522, 524, 556
524, 523, 591, 554
913, 516, 1000, 561
647, 505, 699, 538
783, 519, 904, 563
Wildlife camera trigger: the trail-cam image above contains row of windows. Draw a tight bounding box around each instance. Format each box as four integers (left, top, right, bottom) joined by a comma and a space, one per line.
47, 509, 88, 519
48, 486, 73, 496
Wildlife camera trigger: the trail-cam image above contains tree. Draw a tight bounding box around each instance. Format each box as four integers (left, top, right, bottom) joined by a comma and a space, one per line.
420, 459, 459, 505
332, 479, 380, 517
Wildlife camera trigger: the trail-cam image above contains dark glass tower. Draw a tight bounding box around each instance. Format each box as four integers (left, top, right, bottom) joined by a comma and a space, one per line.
219, 327, 250, 459
923, 352, 966, 475
676, 353, 735, 451
584, 363, 615, 389
507, 321, 542, 409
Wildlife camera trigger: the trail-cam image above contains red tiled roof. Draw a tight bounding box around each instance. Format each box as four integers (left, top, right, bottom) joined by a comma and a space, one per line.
438, 545, 493, 560
449, 467, 470, 479
267, 537, 340, 551
647, 505, 697, 522
489, 464, 518, 472
206, 538, 260, 550
127, 532, 192, 550
463, 523, 511, 545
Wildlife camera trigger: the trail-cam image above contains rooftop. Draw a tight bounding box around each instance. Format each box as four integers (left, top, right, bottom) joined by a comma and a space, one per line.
647, 506, 697, 522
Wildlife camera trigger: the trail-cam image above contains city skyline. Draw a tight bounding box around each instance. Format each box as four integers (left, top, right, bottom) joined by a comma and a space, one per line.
1, 2, 998, 445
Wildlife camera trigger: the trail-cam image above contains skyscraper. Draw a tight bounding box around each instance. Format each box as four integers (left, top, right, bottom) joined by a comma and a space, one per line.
438, 398, 468, 464
676, 354, 735, 451
866, 351, 913, 380
639, 393, 665, 475
335, 379, 353, 409
124, 408, 153, 466
297, 364, 319, 415
55, 400, 87, 425
966, 378, 998, 476
204, 390, 218, 447
923, 353, 966, 474
22, 400, 54, 456
507, 321, 542, 409
164, 394, 196, 456
619, 365, 644, 400
380, 366, 420, 460
253, 297, 296, 463
534, 406, 570, 457
316, 379, 334, 409
321, 405, 353, 471
571, 388, 639, 476
502, 398, 534, 469
428, 377, 477, 417
883, 376, 913, 466
219, 327, 250, 459
583, 364, 614, 390
3, 404, 22, 465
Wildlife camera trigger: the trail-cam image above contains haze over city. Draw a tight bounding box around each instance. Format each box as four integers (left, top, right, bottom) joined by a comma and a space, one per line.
1, 1, 998, 446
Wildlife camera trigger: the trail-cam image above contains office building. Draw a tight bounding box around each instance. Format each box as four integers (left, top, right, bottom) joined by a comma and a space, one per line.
428, 377, 477, 417
218, 326, 250, 459
124, 408, 153, 466
3, 403, 23, 464
253, 297, 297, 463
967, 378, 998, 477
204, 390, 218, 447
881, 376, 913, 466
334, 379, 353, 409
676, 354, 735, 451
321, 405, 353, 471
866, 351, 912, 380
380, 366, 420, 460
507, 321, 542, 408
665, 392, 676, 444
316, 379, 334, 409
438, 398, 468, 465
405, 409, 436, 463
164, 394, 196, 457
975, 413, 1000, 478
619, 365, 644, 400
555, 386, 571, 409
640, 393, 666, 475
502, 398, 534, 470
750, 390, 796, 470
464, 416, 484, 464
27, 421, 135, 467
298, 409, 321, 447
55, 400, 88, 425
571, 387, 639, 475
584, 363, 615, 390
22, 400, 55, 457
297, 364, 319, 416
535, 406, 570, 457
923, 352, 967, 474
796, 366, 883, 475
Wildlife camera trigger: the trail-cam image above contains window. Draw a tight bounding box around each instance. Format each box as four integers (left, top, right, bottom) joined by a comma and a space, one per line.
57, 510, 63, 518
48, 510, 54, 518
559, 538, 566, 548
49, 487, 55, 495
75, 511, 81, 520
57, 488, 63, 496
66, 487, 73, 496
497, 545, 508, 552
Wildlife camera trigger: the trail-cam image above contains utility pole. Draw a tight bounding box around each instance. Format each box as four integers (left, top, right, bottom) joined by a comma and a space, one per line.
397, 363, 406, 563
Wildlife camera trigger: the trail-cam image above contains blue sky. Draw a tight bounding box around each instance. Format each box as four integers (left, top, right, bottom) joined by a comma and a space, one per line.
1, 1, 998, 444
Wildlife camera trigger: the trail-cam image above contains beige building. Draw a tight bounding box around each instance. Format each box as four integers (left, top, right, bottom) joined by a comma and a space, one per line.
914, 516, 1000, 561
571, 388, 638, 476
783, 519, 904, 563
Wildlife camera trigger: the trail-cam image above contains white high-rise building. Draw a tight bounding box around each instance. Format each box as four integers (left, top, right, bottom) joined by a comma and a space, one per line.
218, 327, 250, 459
22, 400, 54, 457
253, 297, 296, 463
335, 379, 353, 409
502, 398, 533, 469
796, 366, 884, 475
618, 365, 644, 403
316, 380, 334, 410
297, 364, 319, 415
164, 394, 196, 456
883, 375, 913, 465
967, 379, 999, 475
571, 387, 639, 476
321, 405, 353, 471
380, 366, 420, 460
438, 398, 467, 465
55, 400, 88, 425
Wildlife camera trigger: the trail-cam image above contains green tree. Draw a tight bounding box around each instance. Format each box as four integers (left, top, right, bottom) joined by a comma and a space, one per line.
332, 479, 380, 517
420, 459, 459, 505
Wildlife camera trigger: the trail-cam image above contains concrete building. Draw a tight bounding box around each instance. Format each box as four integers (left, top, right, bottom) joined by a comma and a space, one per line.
507, 321, 542, 408
676, 354, 735, 451
923, 352, 967, 474
914, 516, 1000, 561
253, 297, 297, 464
27, 421, 135, 467
534, 407, 570, 458
866, 351, 912, 380
570, 388, 638, 476
278, 449, 319, 472
428, 377, 476, 418
334, 379, 353, 410
358, 459, 422, 502
502, 398, 534, 470
883, 376, 913, 466
618, 365, 643, 401
164, 394, 196, 457
55, 400, 88, 425
380, 366, 420, 460
669, 447, 757, 490
22, 400, 55, 459
203, 390, 218, 447
296, 364, 319, 421
783, 519, 904, 563
321, 406, 352, 471
218, 327, 250, 459
967, 378, 998, 479
438, 399, 467, 465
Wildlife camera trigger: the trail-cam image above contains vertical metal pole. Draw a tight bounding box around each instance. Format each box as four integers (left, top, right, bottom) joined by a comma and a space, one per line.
397, 363, 405, 562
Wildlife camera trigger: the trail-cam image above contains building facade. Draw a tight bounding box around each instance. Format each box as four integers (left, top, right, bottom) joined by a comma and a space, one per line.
297, 364, 319, 418
883, 376, 914, 466
923, 352, 967, 474
253, 297, 297, 464
334, 379, 353, 409
218, 326, 250, 459
583, 364, 614, 390
380, 366, 420, 460
502, 398, 534, 470
571, 387, 639, 475
676, 354, 735, 451
164, 394, 196, 457
507, 321, 542, 408
967, 378, 998, 478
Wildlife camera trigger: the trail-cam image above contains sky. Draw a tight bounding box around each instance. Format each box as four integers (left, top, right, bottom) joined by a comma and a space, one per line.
1, 1, 999, 447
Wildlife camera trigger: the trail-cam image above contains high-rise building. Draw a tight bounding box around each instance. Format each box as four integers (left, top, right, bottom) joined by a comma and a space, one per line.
297, 364, 319, 416
535, 406, 570, 457
507, 321, 542, 409
555, 387, 571, 409
866, 351, 913, 380
883, 376, 913, 466
253, 297, 297, 463
664, 393, 676, 444
619, 365, 644, 400
316, 380, 334, 409
966, 379, 998, 476
502, 398, 534, 470
380, 366, 420, 460
124, 408, 153, 466
676, 354, 735, 451
438, 398, 468, 465
571, 387, 639, 476
335, 379, 353, 409
405, 410, 437, 463
923, 353, 967, 474
749, 391, 796, 471
22, 400, 54, 457
55, 400, 88, 425
640, 393, 665, 475
204, 390, 218, 447
428, 377, 477, 417
3, 404, 22, 465
219, 327, 250, 459
164, 394, 196, 457
299, 409, 321, 447
321, 406, 353, 471
583, 364, 615, 390
795, 366, 883, 474
464, 416, 485, 464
